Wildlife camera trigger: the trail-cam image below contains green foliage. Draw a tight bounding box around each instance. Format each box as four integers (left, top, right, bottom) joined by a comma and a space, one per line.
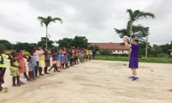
14, 42, 37, 52
73, 36, 88, 48
57, 36, 88, 48
149, 44, 162, 57
37, 37, 54, 49
38, 16, 62, 27
158, 53, 168, 57
126, 9, 155, 42
0, 40, 13, 49
159, 42, 172, 54
57, 38, 73, 48
99, 49, 112, 55
88, 45, 100, 52
114, 25, 148, 42
0, 44, 6, 49
95, 55, 172, 63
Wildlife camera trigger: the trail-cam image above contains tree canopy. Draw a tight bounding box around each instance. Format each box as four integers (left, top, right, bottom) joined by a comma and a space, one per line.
57, 36, 88, 48
114, 25, 148, 42
38, 16, 62, 27
126, 9, 155, 42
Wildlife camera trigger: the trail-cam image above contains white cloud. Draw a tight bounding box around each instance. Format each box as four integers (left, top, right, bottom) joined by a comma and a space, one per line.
0, 0, 171, 45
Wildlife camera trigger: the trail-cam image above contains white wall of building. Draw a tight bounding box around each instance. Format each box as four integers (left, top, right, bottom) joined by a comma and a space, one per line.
170, 52, 172, 55
111, 50, 129, 54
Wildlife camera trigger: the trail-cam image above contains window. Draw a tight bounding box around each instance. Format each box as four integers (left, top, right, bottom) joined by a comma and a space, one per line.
122, 50, 124, 52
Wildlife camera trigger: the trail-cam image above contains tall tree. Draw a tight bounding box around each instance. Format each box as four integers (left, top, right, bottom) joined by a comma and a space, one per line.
37, 16, 62, 48
0, 40, 13, 49
73, 36, 88, 48
57, 38, 73, 48
37, 37, 55, 49
114, 25, 148, 42
57, 36, 88, 48
126, 9, 155, 42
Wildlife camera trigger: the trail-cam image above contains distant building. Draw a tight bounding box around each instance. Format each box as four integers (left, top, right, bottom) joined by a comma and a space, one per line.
89, 42, 129, 55
168, 49, 172, 55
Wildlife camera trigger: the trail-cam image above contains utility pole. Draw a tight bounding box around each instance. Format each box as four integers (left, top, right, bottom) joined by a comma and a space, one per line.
145, 27, 149, 58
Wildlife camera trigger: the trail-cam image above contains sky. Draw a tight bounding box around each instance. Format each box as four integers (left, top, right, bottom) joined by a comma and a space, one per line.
0, 0, 172, 45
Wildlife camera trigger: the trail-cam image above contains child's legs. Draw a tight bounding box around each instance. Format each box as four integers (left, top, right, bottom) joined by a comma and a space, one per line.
65, 63, 68, 68
12, 77, 16, 85
17, 76, 20, 84
131, 69, 137, 76
44, 66, 49, 74
34, 62, 39, 77
0, 68, 5, 89
24, 72, 29, 80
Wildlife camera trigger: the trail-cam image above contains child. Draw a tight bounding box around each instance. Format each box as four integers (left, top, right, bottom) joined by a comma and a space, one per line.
0, 48, 6, 92
70, 48, 74, 66
89, 50, 92, 60
37, 47, 45, 76
16, 50, 29, 81
85, 49, 89, 61
60, 48, 65, 69
56, 48, 61, 72
33, 47, 39, 78
64, 48, 69, 69
49, 49, 58, 72
10, 52, 21, 86
27, 50, 37, 81
0, 48, 10, 93
44, 49, 50, 74
74, 48, 79, 64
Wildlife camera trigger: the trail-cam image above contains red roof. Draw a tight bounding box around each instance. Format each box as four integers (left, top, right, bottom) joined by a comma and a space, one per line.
168, 49, 172, 52
89, 42, 129, 50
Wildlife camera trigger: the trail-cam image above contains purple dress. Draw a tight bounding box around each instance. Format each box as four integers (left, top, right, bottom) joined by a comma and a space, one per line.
61, 51, 65, 64
129, 44, 140, 69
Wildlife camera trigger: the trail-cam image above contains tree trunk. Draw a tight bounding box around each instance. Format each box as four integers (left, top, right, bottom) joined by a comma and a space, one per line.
145, 27, 149, 58
128, 24, 133, 60
46, 26, 48, 49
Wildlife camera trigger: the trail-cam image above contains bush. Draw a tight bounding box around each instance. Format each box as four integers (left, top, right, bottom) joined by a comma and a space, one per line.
158, 53, 168, 57
99, 49, 112, 55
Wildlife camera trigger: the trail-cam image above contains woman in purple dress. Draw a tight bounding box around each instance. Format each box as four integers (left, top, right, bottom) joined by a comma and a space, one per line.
123, 37, 140, 81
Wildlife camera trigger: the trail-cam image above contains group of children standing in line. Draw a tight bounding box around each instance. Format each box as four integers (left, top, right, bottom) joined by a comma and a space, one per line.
0, 47, 96, 93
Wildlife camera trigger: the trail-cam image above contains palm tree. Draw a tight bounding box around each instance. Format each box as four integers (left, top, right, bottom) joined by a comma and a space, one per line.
38, 16, 62, 48
114, 25, 148, 42
126, 9, 155, 43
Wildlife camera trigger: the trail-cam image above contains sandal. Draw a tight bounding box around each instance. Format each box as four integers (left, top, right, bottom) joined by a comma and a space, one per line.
20, 81, 25, 85
27, 79, 34, 82
0, 89, 7, 93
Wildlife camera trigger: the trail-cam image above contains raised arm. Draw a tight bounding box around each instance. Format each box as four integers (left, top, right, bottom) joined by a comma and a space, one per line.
123, 36, 131, 49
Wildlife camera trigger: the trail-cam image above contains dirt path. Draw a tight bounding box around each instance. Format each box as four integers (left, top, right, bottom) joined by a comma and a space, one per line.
0, 60, 172, 103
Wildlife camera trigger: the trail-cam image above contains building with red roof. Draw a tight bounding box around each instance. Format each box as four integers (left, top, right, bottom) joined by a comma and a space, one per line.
89, 42, 129, 54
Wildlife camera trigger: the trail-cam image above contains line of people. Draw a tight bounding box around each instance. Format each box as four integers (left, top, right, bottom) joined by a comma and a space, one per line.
0, 47, 96, 93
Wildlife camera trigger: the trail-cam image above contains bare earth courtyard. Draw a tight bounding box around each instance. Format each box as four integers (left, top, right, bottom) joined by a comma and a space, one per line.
0, 60, 172, 103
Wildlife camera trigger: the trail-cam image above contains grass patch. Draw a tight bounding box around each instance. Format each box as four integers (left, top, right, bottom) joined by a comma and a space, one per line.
95, 55, 172, 63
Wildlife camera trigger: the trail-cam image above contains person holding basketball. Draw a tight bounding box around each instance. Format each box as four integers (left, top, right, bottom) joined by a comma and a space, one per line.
123, 36, 140, 81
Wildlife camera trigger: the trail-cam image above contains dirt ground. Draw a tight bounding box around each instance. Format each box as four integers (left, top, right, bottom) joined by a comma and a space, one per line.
0, 60, 172, 103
